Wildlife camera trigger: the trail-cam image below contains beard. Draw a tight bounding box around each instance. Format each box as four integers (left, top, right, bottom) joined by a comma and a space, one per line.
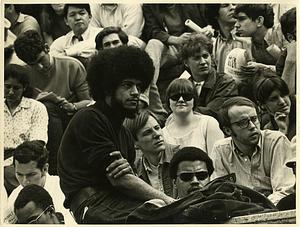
111, 95, 138, 119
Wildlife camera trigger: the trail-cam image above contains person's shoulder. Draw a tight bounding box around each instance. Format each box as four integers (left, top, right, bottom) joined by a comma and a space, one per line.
53, 55, 85, 69
262, 129, 288, 141
213, 137, 232, 149
22, 13, 39, 24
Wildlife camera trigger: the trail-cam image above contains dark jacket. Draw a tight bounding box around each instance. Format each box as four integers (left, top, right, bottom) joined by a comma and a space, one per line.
142, 4, 207, 43
126, 174, 277, 224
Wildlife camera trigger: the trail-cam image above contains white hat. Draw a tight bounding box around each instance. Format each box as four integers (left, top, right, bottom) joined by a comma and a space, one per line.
224, 48, 249, 83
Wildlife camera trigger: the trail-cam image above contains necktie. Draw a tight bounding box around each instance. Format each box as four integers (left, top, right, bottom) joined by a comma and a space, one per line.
73, 35, 83, 44
195, 82, 204, 96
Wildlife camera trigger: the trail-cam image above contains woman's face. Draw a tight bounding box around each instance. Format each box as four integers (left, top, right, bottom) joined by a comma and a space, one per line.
169, 92, 194, 116
4, 77, 24, 106
263, 90, 291, 115
51, 4, 65, 15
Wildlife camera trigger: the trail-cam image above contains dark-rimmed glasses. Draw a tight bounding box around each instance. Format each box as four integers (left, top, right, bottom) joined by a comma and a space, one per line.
28, 205, 54, 224
231, 116, 258, 129
177, 171, 209, 182
170, 93, 194, 102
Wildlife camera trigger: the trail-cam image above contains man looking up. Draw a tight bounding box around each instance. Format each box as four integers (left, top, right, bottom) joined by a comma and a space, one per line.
211, 96, 295, 205
169, 146, 214, 199
14, 185, 63, 224
58, 46, 175, 224
123, 110, 180, 197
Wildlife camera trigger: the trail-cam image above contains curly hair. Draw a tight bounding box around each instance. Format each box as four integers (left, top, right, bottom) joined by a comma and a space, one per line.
87, 46, 154, 101
95, 26, 129, 50
169, 146, 214, 180
180, 33, 213, 61
234, 4, 274, 29
13, 140, 49, 171
14, 30, 45, 63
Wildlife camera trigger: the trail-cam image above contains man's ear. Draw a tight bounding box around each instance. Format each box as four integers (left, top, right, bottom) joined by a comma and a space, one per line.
42, 163, 49, 176
256, 16, 264, 28
222, 126, 232, 137
64, 17, 69, 26
44, 43, 50, 53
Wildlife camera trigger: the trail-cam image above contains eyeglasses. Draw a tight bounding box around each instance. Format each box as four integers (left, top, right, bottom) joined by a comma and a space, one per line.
177, 171, 209, 182
231, 116, 258, 129
28, 205, 54, 224
170, 93, 194, 101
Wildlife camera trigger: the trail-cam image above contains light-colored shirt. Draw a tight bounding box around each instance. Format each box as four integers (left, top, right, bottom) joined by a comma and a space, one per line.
211, 129, 295, 205
162, 114, 224, 157
50, 25, 102, 58
4, 97, 48, 166
4, 174, 76, 224
90, 4, 144, 38
10, 13, 41, 37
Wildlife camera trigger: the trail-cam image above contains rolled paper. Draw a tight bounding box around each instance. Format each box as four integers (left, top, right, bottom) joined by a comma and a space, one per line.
185, 19, 204, 33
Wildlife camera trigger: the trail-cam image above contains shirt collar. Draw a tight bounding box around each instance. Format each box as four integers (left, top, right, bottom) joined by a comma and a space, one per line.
101, 4, 118, 11
71, 25, 91, 41
231, 134, 262, 157
16, 13, 25, 23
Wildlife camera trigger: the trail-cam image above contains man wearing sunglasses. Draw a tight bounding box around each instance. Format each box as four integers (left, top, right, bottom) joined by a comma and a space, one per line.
211, 96, 295, 206
14, 184, 63, 224
169, 146, 214, 198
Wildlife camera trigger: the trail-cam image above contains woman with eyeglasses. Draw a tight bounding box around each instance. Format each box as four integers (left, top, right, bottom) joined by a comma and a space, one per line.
162, 78, 224, 157
253, 69, 296, 140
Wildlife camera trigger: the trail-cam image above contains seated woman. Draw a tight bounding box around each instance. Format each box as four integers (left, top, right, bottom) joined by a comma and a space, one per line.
4, 64, 48, 164
253, 69, 296, 140
162, 78, 224, 157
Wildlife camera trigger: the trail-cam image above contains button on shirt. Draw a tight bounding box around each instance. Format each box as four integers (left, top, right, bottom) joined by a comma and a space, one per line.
211, 130, 295, 205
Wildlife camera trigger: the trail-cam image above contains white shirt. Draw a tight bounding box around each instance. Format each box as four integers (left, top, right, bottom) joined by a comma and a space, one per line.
4, 174, 76, 224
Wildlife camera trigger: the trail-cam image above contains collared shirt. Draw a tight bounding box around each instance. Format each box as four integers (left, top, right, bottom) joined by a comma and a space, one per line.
136, 144, 179, 197
50, 25, 102, 58
90, 3, 144, 38
193, 81, 205, 96
212, 31, 244, 73
4, 97, 48, 165
211, 130, 295, 205
4, 174, 76, 224
10, 13, 41, 37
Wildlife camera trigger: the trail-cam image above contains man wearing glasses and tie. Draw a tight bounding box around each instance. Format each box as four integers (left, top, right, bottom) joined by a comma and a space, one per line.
211, 96, 295, 206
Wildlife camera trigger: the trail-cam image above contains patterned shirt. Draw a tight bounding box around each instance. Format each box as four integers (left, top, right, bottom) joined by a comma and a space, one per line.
211, 130, 295, 205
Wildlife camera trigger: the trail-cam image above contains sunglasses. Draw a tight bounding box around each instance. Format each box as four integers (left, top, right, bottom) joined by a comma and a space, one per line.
177, 171, 209, 182
170, 93, 194, 101
28, 205, 54, 224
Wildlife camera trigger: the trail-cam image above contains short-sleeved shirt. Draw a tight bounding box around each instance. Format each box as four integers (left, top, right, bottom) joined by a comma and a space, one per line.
58, 100, 136, 208
10, 13, 41, 37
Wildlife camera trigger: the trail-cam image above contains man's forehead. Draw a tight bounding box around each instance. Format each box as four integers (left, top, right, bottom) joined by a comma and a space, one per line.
67, 6, 88, 14
121, 78, 142, 84
178, 160, 207, 172
15, 160, 39, 170
228, 105, 257, 119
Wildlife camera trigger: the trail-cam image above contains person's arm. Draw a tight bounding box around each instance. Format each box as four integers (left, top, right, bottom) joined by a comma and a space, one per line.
121, 4, 144, 38
89, 4, 103, 28
49, 36, 67, 56
205, 117, 224, 157
267, 134, 295, 205
210, 143, 230, 180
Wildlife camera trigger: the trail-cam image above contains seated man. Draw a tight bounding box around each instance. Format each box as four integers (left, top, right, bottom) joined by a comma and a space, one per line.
211, 96, 295, 205
169, 146, 214, 199
234, 4, 280, 74
4, 140, 75, 224
14, 30, 91, 175
58, 46, 175, 224
14, 184, 63, 224
4, 4, 41, 37
179, 33, 238, 119
123, 110, 180, 197
50, 4, 101, 64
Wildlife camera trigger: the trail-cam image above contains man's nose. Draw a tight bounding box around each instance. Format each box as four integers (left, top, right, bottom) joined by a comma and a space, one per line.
278, 97, 285, 105
234, 21, 240, 28
190, 175, 200, 184
8, 88, 14, 95
130, 85, 139, 95
21, 176, 30, 186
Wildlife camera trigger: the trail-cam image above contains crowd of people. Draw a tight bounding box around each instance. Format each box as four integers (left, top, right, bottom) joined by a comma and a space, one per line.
3, 3, 296, 224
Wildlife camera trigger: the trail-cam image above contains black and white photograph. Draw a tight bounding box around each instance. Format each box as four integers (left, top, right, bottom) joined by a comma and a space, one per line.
2, 1, 297, 225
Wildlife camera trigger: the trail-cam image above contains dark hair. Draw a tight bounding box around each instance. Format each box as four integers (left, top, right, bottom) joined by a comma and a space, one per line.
123, 110, 159, 140
204, 4, 222, 30
218, 96, 257, 129
14, 30, 45, 63
280, 7, 296, 41
234, 4, 274, 29
253, 69, 289, 105
4, 64, 33, 98
165, 78, 198, 112
14, 184, 54, 213
87, 46, 154, 101
63, 4, 91, 18
95, 26, 129, 50
180, 33, 213, 61
13, 4, 22, 14
169, 146, 214, 180
13, 140, 49, 171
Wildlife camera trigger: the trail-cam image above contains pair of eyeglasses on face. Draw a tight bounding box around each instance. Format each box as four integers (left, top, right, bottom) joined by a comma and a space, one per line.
177, 171, 209, 182
170, 93, 194, 102
230, 116, 258, 129
27, 205, 54, 224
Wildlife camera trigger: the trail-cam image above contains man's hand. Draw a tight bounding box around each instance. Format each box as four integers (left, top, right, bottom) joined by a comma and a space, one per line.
58, 98, 76, 113
241, 61, 263, 75
168, 33, 192, 45
106, 151, 134, 178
